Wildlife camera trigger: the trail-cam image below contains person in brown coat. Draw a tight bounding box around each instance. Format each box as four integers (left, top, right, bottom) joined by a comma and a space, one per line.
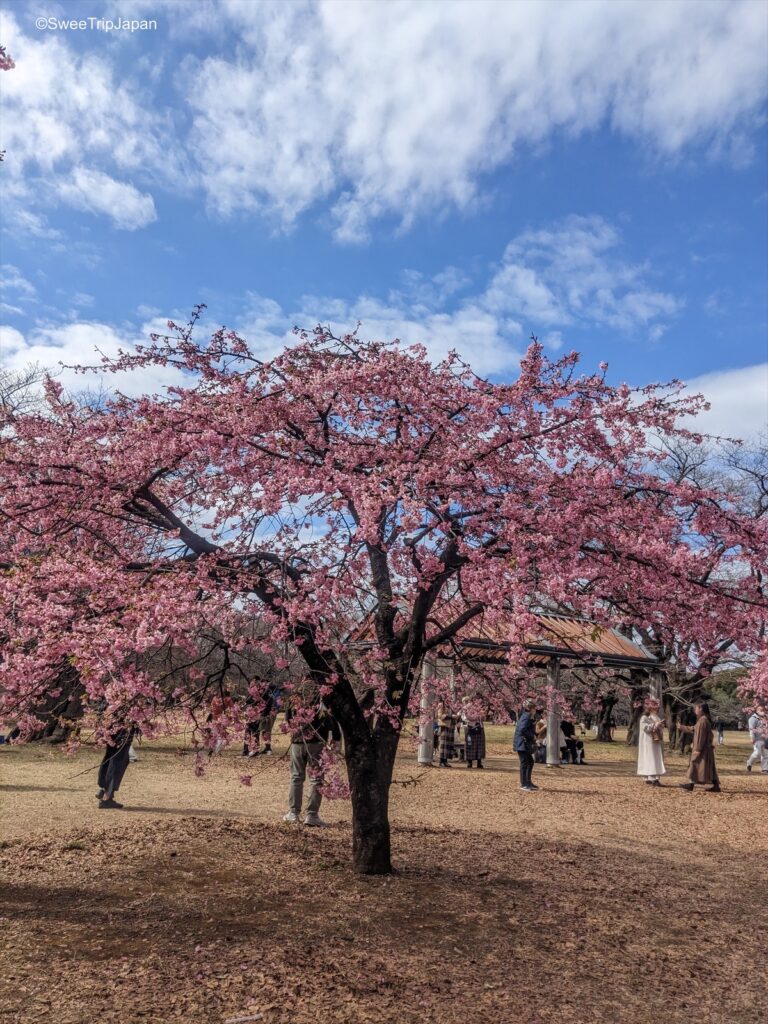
678, 702, 721, 793
436, 700, 455, 768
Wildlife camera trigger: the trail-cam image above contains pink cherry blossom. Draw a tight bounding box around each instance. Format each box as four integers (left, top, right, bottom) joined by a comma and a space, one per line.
1, 314, 765, 872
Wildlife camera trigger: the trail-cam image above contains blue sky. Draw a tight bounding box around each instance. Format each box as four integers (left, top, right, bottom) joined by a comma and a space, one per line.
1, 0, 767, 439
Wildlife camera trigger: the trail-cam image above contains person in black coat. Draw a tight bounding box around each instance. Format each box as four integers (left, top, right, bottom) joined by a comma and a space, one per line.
561, 719, 587, 764
513, 700, 539, 791
96, 726, 135, 809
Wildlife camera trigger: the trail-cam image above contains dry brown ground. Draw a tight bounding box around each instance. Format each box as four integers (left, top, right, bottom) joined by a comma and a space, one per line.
1, 729, 766, 1024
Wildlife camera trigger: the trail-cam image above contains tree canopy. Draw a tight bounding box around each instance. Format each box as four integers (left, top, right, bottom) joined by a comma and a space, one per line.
2, 313, 766, 871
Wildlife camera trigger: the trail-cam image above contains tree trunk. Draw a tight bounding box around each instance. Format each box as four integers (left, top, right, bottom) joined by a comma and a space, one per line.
626, 700, 644, 747
663, 694, 677, 749
596, 695, 616, 742
625, 670, 646, 747
344, 730, 397, 875
30, 663, 84, 742
677, 719, 693, 755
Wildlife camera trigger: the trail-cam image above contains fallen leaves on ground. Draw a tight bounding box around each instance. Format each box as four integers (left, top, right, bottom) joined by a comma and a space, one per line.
0, 735, 766, 1024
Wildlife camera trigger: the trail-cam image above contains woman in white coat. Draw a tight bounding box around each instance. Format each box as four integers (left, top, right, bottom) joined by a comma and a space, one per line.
637, 696, 666, 787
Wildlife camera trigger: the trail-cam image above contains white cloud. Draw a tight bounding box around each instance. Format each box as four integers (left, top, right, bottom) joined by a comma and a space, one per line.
0, 10, 169, 231
295, 298, 523, 376
685, 364, 768, 441
57, 168, 157, 231
390, 267, 472, 312
0, 324, 27, 357
484, 215, 681, 336
0, 264, 36, 300
2, 1, 766, 240
233, 214, 680, 373
1, 213, 681, 380
0, 320, 185, 397
182, 0, 768, 238
542, 331, 564, 352
4, 207, 62, 241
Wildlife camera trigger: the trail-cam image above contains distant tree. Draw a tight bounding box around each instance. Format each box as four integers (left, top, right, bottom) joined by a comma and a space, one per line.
0, 364, 47, 415
594, 436, 768, 746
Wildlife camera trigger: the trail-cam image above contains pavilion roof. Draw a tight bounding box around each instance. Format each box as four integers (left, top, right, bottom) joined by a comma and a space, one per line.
350, 608, 657, 670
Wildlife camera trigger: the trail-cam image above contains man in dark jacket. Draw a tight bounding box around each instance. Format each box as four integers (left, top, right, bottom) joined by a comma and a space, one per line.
513, 700, 539, 791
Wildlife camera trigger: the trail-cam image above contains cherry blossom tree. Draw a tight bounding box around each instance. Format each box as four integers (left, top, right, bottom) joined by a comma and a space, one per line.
1, 311, 766, 873
604, 436, 768, 747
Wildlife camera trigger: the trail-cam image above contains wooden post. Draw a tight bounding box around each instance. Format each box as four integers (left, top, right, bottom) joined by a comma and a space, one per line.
546, 657, 562, 766
650, 667, 663, 703
417, 656, 436, 765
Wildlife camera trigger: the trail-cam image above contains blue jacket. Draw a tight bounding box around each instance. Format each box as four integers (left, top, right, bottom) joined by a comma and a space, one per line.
513, 711, 536, 753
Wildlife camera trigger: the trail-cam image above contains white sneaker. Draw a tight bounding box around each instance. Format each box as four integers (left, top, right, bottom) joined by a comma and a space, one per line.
303, 814, 327, 827
282, 811, 299, 823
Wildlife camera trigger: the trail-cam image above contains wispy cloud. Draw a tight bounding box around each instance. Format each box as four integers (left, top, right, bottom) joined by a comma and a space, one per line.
0, 263, 36, 301
57, 168, 157, 231
1, 1, 766, 239
1, 214, 683, 379
183, 0, 768, 240
684, 364, 768, 441
484, 216, 682, 338
0, 10, 172, 233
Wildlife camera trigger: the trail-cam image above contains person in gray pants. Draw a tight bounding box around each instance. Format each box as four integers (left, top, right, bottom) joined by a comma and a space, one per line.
283, 703, 341, 826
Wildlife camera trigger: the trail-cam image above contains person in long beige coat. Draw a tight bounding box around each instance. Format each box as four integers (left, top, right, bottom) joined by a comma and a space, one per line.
679, 702, 721, 792
637, 696, 666, 785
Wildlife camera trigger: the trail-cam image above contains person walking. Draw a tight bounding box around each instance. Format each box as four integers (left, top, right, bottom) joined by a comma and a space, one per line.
715, 718, 725, 745
514, 699, 538, 791
637, 696, 666, 787
242, 707, 261, 757
534, 713, 547, 763
242, 685, 277, 757
746, 706, 768, 774
96, 726, 135, 809
283, 702, 341, 826
206, 688, 234, 755
436, 700, 455, 768
461, 697, 486, 769
678, 702, 721, 793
